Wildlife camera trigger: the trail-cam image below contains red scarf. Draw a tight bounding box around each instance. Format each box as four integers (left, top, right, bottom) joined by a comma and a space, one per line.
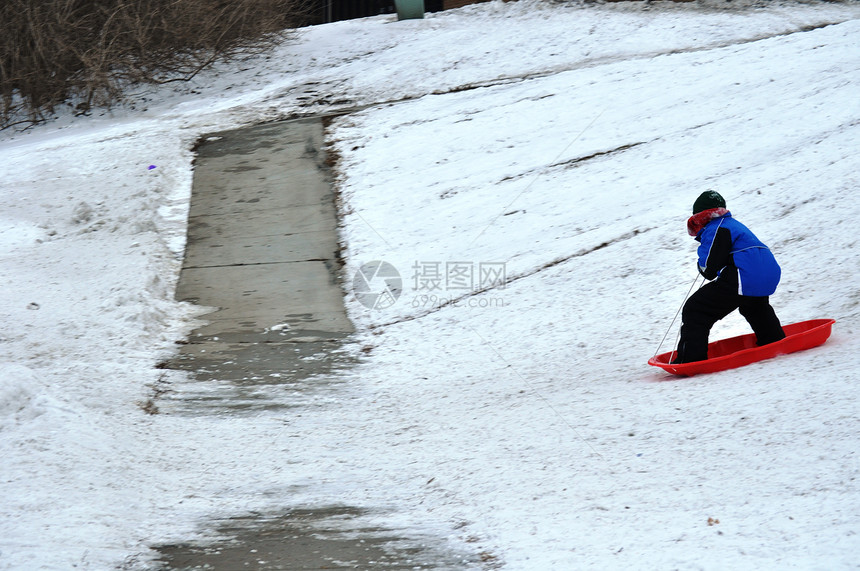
687, 207, 729, 237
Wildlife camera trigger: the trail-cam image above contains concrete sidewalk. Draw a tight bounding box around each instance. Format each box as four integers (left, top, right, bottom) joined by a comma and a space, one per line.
155, 118, 474, 569
162, 118, 354, 413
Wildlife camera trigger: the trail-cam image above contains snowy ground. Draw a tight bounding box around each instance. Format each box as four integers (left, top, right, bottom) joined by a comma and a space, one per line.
1, 1, 859, 569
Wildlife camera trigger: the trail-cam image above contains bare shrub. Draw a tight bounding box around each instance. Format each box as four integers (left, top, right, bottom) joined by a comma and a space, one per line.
0, 0, 315, 129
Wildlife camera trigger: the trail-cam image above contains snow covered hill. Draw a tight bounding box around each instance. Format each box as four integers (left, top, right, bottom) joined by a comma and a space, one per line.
1, 1, 858, 569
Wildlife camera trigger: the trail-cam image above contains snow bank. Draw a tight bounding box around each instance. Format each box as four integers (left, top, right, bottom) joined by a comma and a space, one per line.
0, 364, 47, 431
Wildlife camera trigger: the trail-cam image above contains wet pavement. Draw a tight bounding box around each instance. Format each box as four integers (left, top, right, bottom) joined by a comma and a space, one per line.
153, 118, 476, 570
155, 507, 474, 570
161, 118, 355, 414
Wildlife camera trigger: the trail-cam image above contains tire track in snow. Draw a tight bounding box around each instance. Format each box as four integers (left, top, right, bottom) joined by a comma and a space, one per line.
430, 20, 853, 97
264, 20, 857, 126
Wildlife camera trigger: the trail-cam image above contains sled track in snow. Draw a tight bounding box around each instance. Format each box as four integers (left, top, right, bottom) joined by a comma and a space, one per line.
371, 227, 655, 330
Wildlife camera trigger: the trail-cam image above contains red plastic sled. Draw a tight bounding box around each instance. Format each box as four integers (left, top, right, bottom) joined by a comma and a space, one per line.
649, 319, 835, 376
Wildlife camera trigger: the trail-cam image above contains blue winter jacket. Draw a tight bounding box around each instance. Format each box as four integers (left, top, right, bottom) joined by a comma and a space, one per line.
696, 212, 781, 297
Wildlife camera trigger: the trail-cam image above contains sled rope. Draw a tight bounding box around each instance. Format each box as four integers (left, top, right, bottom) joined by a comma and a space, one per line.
654, 272, 704, 360
470, 108, 606, 246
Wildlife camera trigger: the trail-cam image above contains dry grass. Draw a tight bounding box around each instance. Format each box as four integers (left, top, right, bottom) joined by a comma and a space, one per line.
0, 0, 315, 129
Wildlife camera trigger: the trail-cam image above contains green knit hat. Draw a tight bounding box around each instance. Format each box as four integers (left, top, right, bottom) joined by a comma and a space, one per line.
692, 190, 726, 214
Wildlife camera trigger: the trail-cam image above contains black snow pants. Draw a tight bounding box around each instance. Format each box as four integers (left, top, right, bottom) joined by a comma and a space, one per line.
675, 277, 785, 364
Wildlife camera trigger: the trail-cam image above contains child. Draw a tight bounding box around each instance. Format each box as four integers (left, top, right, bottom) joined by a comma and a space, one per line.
674, 190, 785, 363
